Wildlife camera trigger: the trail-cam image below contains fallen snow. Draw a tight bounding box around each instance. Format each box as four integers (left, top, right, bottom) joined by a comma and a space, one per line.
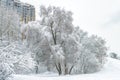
13, 57, 120, 80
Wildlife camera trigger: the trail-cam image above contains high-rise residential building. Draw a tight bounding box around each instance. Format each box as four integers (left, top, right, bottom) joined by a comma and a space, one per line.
0, 0, 35, 23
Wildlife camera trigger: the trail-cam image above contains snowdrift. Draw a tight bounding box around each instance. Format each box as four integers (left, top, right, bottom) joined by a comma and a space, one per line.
13, 57, 120, 80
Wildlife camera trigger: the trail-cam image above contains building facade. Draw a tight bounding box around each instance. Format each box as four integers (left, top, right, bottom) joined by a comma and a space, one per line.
0, 0, 35, 23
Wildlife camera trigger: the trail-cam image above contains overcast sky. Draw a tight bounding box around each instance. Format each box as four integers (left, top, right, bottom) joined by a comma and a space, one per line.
21, 0, 120, 54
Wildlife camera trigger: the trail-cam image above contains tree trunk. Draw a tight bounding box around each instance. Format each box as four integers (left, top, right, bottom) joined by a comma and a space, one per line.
35, 65, 39, 74
35, 61, 39, 74
55, 62, 62, 75
68, 65, 74, 74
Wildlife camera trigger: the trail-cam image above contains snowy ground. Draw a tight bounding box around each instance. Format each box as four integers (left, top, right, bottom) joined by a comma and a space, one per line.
13, 58, 120, 80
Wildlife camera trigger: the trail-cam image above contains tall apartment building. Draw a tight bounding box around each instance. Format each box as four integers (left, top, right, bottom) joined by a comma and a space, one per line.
0, 0, 35, 23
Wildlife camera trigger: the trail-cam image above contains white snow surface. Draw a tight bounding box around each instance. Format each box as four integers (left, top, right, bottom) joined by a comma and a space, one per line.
13, 57, 120, 80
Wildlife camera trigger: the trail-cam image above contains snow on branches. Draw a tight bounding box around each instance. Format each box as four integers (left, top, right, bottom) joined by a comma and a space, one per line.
25, 5, 107, 75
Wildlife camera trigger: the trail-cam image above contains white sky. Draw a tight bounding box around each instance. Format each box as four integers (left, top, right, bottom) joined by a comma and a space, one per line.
21, 0, 120, 54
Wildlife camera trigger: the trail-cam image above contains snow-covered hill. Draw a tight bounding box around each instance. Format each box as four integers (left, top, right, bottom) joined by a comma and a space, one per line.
13, 57, 120, 80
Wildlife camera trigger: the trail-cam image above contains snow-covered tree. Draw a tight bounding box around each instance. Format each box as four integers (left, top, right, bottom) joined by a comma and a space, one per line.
0, 6, 20, 43
0, 4, 38, 78
72, 27, 107, 74
23, 22, 52, 73
0, 6, 21, 79
39, 5, 76, 75
25, 6, 107, 75
0, 41, 35, 78
0, 63, 13, 80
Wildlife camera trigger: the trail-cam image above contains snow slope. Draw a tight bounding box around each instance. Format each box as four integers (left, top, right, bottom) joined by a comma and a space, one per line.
13, 57, 120, 80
